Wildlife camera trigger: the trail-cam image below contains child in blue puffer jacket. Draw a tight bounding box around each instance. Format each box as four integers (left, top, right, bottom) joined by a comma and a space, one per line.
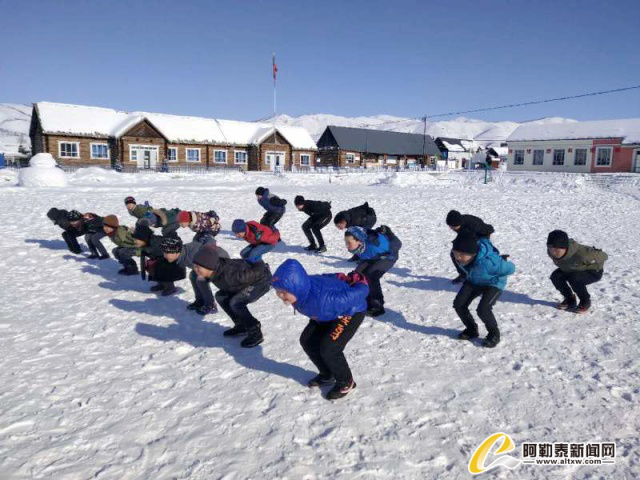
272, 259, 369, 400
344, 225, 402, 317
451, 230, 515, 348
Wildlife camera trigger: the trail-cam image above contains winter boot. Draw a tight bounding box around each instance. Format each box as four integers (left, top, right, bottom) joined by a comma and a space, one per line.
98, 254, 110, 260
308, 374, 335, 388
87, 253, 99, 259
366, 306, 385, 317
315, 245, 327, 253
187, 301, 204, 311
223, 324, 247, 337
123, 262, 139, 276
304, 244, 318, 251
240, 326, 264, 348
326, 380, 357, 400
557, 295, 577, 310
196, 304, 218, 315
150, 283, 165, 292
457, 328, 479, 340
160, 283, 177, 296
572, 300, 591, 315
482, 335, 500, 348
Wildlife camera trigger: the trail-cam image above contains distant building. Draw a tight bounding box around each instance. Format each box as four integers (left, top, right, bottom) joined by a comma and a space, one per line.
316, 126, 441, 168
29, 102, 317, 171
434, 137, 479, 169
506, 119, 640, 173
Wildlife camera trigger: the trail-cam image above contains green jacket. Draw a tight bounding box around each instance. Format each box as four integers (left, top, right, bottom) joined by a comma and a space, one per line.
549, 239, 608, 273
153, 208, 180, 226
129, 204, 154, 220
108, 225, 138, 250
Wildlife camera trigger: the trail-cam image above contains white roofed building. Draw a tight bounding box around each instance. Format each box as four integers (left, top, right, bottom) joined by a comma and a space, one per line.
506, 119, 640, 173
29, 102, 317, 171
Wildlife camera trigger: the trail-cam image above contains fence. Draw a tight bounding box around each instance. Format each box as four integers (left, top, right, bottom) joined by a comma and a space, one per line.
3, 163, 246, 175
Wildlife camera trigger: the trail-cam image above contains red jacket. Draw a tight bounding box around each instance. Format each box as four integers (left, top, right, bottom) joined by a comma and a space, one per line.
245, 221, 280, 245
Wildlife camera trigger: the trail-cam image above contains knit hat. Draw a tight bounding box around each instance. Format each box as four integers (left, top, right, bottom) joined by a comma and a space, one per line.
124, 196, 136, 205
193, 244, 220, 271
294, 195, 305, 206
452, 230, 479, 255
103, 215, 119, 229
446, 210, 463, 227
66, 210, 83, 222
547, 230, 569, 249
161, 237, 183, 254
133, 224, 153, 243
334, 212, 348, 225
345, 226, 367, 243
177, 210, 191, 223
255, 187, 266, 196
232, 219, 247, 233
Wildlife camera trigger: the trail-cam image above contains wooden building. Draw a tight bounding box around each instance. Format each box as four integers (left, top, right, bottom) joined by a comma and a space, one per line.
29, 102, 317, 171
316, 125, 441, 168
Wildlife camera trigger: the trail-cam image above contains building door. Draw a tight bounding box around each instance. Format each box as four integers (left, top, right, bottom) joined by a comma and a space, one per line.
634, 150, 640, 173
130, 145, 158, 169
265, 151, 286, 171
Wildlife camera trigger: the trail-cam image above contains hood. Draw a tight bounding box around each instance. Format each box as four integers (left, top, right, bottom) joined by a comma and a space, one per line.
272, 259, 311, 304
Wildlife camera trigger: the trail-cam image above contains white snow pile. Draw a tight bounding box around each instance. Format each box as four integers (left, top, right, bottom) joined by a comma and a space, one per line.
374, 171, 440, 187
69, 167, 124, 183
18, 153, 68, 187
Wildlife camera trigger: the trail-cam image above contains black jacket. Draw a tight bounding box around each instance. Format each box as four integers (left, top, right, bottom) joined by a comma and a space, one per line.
142, 235, 165, 258
458, 214, 494, 238
83, 213, 104, 234
303, 200, 331, 217
341, 202, 375, 227
211, 258, 272, 294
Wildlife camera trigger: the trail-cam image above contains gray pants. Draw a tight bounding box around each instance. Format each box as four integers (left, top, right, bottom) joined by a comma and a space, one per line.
85, 231, 108, 257
113, 247, 137, 266
189, 270, 215, 307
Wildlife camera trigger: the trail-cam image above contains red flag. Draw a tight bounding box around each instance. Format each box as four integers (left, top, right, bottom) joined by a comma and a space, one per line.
272, 53, 278, 81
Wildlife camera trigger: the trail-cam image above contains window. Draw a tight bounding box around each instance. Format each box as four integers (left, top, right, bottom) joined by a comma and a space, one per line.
300, 154, 310, 166
553, 149, 565, 165
167, 147, 177, 162
131, 150, 138, 161
234, 150, 247, 164
59, 142, 79, 158
533, 149, 544, 166
574, 148, 587, 166
596, 147, 612, 166
90, 143, 109, 159
346, 153, 355, 164
387, 155, 398, 164
214, 150, 227, 164
186, 148, 201, 163
513, 150, 524, 165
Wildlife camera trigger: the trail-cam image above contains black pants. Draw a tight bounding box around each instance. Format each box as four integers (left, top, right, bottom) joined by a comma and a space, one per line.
450, 250, 465, 277
453, 283, 502, 338
300, 312, 365, 385
85, 231, 108, 257
215, 278, 271, 330
189, 270, 216, 306
112, 247, 138, 267
302, 214, 332, 247
357, 259, 396, 310
550, 269, 603, 304
260, 210, 284, 229
62, 230, 83, 253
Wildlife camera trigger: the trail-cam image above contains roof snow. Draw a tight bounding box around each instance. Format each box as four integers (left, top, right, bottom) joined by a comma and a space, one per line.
508, 118, 640, 144
34, 102, 316, 149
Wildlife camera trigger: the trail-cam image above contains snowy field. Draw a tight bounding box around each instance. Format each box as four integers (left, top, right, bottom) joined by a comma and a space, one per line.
0, 168, 638, 479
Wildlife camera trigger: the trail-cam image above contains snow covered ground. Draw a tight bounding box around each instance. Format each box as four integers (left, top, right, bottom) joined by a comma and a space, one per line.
0, 169, 638, 479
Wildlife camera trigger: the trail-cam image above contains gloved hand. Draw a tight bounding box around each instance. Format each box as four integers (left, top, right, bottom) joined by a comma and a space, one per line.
336, 271, 368, 286
500, 254, 510, 260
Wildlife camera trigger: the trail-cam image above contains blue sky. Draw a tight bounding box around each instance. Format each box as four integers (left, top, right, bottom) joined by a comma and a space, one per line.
2, 0, 639, 122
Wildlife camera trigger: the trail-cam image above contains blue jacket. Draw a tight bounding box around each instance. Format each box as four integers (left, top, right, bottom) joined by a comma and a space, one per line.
457, 238, 515, 290
272, 259, 369, 322
258, 189, 286, 214
346, 226, 393, 261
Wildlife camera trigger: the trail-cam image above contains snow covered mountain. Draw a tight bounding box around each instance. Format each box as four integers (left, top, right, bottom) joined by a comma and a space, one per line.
268, 113, 578, 148
0, 103, 31, 155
